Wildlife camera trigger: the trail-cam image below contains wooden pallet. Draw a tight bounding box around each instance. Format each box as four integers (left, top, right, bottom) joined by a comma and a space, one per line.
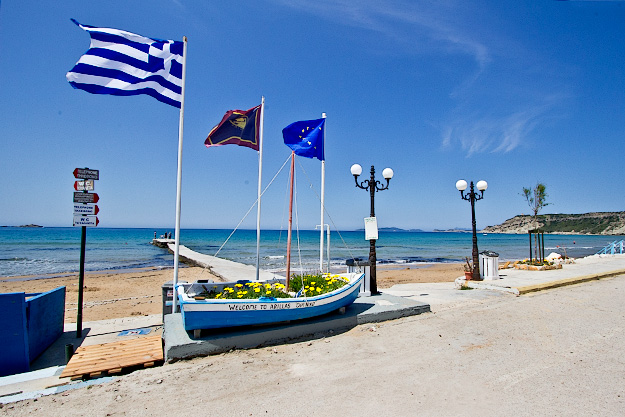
60, 335, 163, 380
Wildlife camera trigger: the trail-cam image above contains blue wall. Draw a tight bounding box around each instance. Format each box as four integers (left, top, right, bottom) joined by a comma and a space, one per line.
0, 293, 30, 376
27, 287, 65, 362
0, 287, 65, 377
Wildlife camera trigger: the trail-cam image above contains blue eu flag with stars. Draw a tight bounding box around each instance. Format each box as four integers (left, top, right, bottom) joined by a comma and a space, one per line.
282, 118, 325, 161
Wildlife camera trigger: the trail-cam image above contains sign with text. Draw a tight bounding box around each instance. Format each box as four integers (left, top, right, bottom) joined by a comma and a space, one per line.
74, 179, 94, 191
73, 204, 99, 215
73, 192, 99, 204
73, 168, 99, 180
73, 215, 99, 227
364, 217, 378, 240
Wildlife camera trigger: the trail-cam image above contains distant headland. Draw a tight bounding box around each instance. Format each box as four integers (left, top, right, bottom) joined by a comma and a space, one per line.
356, 227, 425, 232
1, 224, 44, 228
482, 212, 625, 235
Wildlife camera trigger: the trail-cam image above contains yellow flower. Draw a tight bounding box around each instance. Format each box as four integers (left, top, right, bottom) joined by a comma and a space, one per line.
316, 287, 322, 292
266, 291, 271, 295
235, 283, 243, 288
254, 288, 260, 293
311, 282, 316, 285
215, 293, 221, 298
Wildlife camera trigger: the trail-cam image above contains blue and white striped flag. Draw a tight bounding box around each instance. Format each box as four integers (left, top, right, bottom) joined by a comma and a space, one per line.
66, 19, 184, 108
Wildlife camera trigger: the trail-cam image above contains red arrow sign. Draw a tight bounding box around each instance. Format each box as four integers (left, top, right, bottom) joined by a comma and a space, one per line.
73, 168, 99, 180
73, 215, 99, 227
73, 192, 99, 204
73, 204, 99, 215
74, 180, 94, 191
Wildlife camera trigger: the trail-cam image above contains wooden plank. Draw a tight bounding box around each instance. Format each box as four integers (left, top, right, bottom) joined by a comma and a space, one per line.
60, 335, 163, 379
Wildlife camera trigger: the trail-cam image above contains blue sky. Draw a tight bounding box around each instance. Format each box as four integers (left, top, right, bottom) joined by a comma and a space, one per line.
1, 0, 624, 231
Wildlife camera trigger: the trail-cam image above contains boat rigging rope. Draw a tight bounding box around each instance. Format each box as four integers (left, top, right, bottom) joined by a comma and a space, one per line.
213, 154, 291, 258
295, 158, 359, 263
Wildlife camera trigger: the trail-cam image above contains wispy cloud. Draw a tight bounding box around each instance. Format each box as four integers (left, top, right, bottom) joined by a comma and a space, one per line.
274, 0, 490, 74
441, 97, 564, 156
275, 0, 566, 155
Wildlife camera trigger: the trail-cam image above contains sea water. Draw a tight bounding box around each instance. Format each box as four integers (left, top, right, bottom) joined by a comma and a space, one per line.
0, 227, 622, 278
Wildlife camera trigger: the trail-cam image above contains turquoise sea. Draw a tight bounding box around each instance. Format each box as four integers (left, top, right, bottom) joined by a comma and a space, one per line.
1, 227, 622, 278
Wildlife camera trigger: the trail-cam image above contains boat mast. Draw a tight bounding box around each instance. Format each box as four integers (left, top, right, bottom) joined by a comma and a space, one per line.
319, 112, 326, 273
285, 151, 295, 288
255, 96, 265, 281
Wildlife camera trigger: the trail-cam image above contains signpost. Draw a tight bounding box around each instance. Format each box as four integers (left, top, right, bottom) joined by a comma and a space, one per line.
74, 179, 94, 191
73, 215, 99, 227
73, 168, 99, 180
73, 167, 100, 338
73, 204, 99, 215
73, 192, 99, 204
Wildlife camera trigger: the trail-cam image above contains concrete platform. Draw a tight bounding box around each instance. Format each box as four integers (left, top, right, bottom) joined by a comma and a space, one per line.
164, 293, 430, 362
457, 254, 625, 295
152, 240, 280, 281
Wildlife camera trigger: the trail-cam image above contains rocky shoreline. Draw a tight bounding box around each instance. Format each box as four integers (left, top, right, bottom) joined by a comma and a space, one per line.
482, 212, 625, 235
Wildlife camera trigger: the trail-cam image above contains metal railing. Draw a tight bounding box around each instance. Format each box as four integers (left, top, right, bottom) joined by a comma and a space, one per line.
596, 240, 625, 255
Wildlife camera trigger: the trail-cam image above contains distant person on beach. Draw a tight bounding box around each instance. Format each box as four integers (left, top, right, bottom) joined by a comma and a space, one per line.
154, 231, 157, 239
168, 232, 172, 239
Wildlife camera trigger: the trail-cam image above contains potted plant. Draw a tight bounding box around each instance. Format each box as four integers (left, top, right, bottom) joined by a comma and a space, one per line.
463, 257, 474, 280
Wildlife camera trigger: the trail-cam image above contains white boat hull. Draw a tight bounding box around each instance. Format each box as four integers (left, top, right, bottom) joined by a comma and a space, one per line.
177, 273, 364, 330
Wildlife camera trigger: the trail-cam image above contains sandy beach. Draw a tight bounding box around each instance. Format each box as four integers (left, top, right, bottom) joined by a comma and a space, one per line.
0, 263, 463, 322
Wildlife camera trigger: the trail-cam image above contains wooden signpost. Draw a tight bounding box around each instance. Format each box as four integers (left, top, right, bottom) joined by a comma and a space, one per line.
73, 167, 100, 338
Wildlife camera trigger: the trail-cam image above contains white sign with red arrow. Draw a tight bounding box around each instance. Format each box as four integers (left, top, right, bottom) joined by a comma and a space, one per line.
74, 179, 94, 191
73, 204, 99, 215
73, 215, 99, 227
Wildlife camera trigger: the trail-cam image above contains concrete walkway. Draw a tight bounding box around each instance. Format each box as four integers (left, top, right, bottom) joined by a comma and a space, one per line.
383, 254, 625, 310
3, 253, 625, 404
152, 239, 281, 281
484, 253, 625, 294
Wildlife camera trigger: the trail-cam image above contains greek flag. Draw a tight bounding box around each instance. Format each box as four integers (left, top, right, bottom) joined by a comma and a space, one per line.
66, 19, 184, 108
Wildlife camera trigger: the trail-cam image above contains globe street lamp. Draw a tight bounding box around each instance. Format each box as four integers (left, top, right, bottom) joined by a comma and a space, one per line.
351, 164, 394, 294
456, 179, 488, 280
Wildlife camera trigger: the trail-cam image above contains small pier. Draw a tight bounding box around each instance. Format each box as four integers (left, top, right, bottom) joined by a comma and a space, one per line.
151, 239, 281, 282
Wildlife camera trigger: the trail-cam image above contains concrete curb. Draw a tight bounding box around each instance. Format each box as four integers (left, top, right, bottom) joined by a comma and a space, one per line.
164, 293, 430, 362
454, 278, 520, 296
515, 268, 625, 294
456, 268, 625, 296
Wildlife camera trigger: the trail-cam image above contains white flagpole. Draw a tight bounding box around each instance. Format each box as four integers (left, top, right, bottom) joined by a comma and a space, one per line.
172, 36, 188, 313
319, 112, 327, 272
255, 96, 265, 281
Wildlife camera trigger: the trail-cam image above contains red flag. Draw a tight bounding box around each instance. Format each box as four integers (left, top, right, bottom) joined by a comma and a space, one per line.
205, 105, 261, 151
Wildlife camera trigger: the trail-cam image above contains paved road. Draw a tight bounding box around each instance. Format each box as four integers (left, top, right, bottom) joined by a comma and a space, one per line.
4, 274, 624, 416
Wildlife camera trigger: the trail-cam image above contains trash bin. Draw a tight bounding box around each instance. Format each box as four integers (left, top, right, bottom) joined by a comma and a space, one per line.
346, 258, 371, 296
162, 280, 188, 320
479, 251, 499, 280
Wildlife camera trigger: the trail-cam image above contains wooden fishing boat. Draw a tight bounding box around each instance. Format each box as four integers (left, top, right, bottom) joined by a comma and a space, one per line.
177, 272, 364, 331
175, 118, 365, 332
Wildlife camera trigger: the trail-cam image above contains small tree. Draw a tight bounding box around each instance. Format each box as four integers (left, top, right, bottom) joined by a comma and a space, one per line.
522, 183, 549, 261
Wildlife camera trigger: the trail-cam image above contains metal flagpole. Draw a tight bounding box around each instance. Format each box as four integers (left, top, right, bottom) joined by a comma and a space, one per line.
255, 96, 265, 281
172, 36, 188, 313
319, 112, 326, 272
286, 151, 295, 287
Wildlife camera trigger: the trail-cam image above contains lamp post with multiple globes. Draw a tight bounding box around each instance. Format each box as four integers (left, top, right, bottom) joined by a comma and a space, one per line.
351, 164, 394, 294
455, 179, 488, 280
